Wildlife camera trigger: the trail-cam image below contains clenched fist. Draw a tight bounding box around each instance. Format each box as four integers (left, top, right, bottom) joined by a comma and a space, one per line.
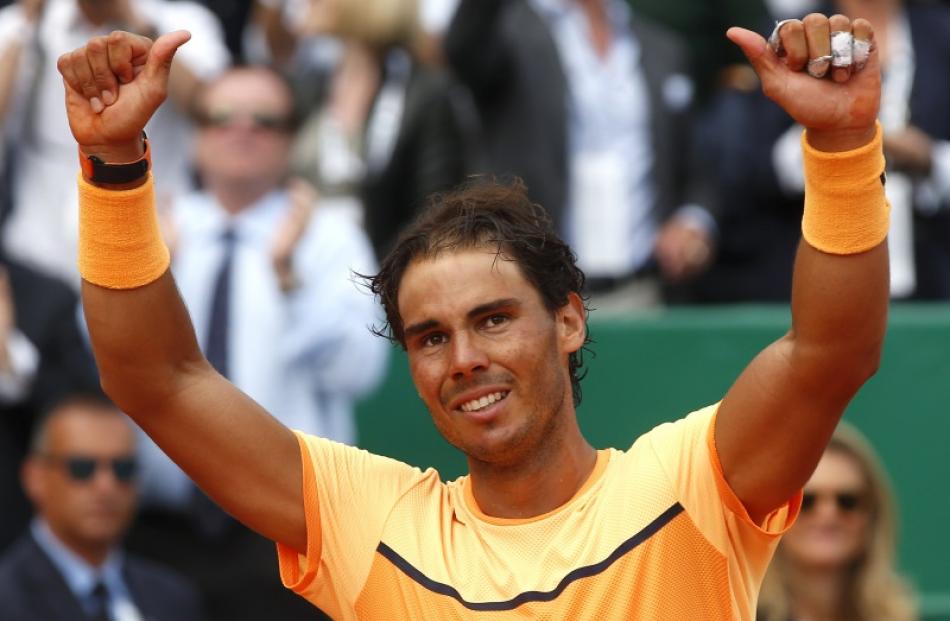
58, 30, 191, 162
727, 13, 880, 152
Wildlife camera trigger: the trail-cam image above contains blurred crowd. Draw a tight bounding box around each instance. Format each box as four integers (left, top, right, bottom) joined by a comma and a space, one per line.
0, 0, 947, 619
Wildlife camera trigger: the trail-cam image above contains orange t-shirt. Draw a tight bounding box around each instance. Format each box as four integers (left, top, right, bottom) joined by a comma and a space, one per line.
277, 404, 801, 620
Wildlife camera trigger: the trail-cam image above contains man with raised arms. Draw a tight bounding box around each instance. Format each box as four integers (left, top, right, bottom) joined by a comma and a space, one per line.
59, 13, 888, 620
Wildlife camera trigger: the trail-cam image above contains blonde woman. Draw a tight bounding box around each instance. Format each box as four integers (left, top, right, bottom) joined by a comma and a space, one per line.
758, 423, 917, 621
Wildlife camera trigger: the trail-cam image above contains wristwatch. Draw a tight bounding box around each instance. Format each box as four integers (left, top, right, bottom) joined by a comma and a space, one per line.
79, 133, 151, 184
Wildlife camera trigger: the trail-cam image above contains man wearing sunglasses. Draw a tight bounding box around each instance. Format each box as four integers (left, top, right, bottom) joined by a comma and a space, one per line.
0, 395, 203, 621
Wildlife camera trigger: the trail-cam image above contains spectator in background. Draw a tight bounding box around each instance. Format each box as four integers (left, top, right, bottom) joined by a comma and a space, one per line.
445, 0, 716, 309
758, 423, 917, 621
694, 0, 950, 302
126, 64, 386, 621
252, 0, 468, 258
0, 396, 204, 621
0, 0, 229, 286
0, 255, 99, 554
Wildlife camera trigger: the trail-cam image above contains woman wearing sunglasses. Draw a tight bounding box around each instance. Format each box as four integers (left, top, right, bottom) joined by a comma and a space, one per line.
757, 423, 917, 621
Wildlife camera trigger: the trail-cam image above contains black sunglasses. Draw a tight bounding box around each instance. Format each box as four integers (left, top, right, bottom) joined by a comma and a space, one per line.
801, 491, 865, 514
200, 109, 293, 133
43, 455, 138, 483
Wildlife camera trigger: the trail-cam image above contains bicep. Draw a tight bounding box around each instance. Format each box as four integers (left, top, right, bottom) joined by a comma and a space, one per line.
716, 335, 841, 524
716, 239, 886, 524
83, 273, 306, 551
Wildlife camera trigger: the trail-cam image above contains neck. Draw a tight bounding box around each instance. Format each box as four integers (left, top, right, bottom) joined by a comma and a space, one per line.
467, 414, 597, 519
46, 524, 111, 568
786, 563, 851, 621
577, 0, 611, 58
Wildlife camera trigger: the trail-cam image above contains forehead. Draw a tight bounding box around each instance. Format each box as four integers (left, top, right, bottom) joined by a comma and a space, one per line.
397, 248, 540, 325
46, 408, 135, 455
807, 449, 866, 491
203, 70, 291, 111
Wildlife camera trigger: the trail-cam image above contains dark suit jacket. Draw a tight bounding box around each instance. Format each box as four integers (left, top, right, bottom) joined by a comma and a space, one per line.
361, 64, 469, 257
0, 259, 100, 554
445, 0, 712, 236
0, 532, 204, 621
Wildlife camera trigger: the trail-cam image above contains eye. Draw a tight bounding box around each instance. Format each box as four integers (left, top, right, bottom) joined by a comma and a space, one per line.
482, 314, 510, 329
421, 332, 447, 348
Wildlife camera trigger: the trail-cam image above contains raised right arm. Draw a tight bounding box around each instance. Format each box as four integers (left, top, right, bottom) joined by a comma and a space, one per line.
60, 31, 306, 553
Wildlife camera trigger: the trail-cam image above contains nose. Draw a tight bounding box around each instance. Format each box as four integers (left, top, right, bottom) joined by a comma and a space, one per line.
449, 332, 489, 380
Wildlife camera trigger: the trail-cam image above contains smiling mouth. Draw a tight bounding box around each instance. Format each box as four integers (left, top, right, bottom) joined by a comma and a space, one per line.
459, 391, 510, 413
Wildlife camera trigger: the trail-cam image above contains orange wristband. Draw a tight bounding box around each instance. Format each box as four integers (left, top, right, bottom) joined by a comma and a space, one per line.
77, 173, 170, 289
801, 122, 890, 255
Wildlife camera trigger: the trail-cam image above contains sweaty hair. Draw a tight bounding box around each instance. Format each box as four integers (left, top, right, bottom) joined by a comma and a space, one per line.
365, 178, 593, 406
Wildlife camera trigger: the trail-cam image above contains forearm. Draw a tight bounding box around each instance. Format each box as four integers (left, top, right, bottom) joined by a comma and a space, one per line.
789, 126, 889, 393
82, 272, 206, 413
0, 39, 26, 125
250, 0, 298, 67
80, 182, 306, 550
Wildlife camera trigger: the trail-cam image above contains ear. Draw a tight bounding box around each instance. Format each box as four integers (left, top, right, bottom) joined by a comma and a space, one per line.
557, 292, 587, 355
21, 457, 45, 506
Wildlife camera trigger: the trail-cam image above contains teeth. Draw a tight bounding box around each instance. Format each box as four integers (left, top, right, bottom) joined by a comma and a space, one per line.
460, 391, 508, 413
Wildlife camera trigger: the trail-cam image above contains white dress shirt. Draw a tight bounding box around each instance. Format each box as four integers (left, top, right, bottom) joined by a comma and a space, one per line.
530, 0, 658, 278
0, 0, 230, 287
136, 190, 389, 508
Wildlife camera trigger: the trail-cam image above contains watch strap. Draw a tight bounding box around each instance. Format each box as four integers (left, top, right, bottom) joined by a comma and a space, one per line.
79, 133, 151, 184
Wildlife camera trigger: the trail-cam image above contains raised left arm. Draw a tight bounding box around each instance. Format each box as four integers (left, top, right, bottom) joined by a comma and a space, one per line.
716, 14, 889, 524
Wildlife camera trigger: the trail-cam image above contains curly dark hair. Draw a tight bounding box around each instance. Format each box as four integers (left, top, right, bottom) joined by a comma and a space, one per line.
364, 178, 594, 406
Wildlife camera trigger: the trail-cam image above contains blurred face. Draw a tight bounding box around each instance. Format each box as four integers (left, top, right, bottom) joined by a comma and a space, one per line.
781, 449, 872, 571
24, 407, 138, 558
195, 69, 294, 191
397, 248, 586, 466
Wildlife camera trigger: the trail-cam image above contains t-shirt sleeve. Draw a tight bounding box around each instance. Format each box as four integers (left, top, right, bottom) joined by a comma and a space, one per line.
643, 404, 802, 616
276, 431, 431, 614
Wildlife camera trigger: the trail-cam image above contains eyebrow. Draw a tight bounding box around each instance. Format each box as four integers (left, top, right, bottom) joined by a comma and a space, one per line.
403, 298, 521, 339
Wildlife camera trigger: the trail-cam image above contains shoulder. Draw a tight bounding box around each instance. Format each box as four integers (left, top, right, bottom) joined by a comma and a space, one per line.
126, 554, 195, 591
125, 555, 202, 614
0, 533, 42, 573
0, 536, 46, 603
634, 405, 717, 451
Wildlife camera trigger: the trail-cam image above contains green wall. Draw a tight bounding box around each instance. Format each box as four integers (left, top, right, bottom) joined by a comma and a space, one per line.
355, 303, 950, 618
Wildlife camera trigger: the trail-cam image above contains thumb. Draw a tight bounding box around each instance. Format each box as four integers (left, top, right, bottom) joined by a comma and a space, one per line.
726, 27, 780, 81
144, 30, 192, 81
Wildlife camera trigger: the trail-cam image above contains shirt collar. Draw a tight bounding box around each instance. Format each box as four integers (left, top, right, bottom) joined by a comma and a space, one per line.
187, 188, 291, 246
31, 518, 125, 599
